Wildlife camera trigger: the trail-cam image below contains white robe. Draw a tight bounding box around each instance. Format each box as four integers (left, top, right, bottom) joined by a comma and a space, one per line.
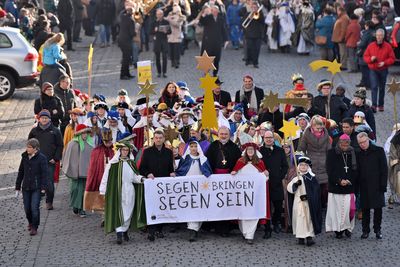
265, 11, 278, 50
237, 163, 261, 240
100, 154, 142, 233
287, 175, 314, 238
325, 193, 355, 233
278, 7, 295, 47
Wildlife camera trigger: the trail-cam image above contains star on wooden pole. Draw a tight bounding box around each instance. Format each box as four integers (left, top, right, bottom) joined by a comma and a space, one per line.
279, 120, 301, 140
164, 124, 179, 144
309, 59, 342, 75
261, 91, 309, 111
195, 51, 216, 74
138, 79, 157, 96
387, 77, 400, 96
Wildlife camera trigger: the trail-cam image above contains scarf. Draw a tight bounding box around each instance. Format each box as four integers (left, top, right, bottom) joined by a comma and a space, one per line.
39, 122, 51, 130
335, 143, 357, 171
73, 135, 94, 152
310, 127, 324, 138
240, 85, 258, 110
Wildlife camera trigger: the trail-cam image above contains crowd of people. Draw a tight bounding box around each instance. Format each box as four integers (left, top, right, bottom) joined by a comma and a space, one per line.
2, 0, 399, 246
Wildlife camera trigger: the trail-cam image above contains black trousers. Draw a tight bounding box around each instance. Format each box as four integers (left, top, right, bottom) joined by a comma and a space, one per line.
362, 208, 382, 233
169, 43, 181, 67
59, 25, 73, 50
201, 47, 221, 76
271, 200, 283, 226
73, 20, 82, 41
155, 51, 167, 74
246, 37, 261, 65
119, 42, 132, 77
148, 224, 163, 235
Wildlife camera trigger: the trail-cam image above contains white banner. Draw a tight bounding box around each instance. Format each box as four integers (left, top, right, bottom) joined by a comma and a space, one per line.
144, 174, 267, 225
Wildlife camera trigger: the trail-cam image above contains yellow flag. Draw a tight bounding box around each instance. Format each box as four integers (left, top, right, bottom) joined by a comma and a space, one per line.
88, 43, 93, 73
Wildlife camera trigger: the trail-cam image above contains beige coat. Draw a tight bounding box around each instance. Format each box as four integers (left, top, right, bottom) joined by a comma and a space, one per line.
389, 143, 400, 195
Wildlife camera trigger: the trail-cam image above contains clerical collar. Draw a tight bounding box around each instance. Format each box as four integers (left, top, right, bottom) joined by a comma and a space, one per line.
264, 145, 273, 150
220, 139, 229, 145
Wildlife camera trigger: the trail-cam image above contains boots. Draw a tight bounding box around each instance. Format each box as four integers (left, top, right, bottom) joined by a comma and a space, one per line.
116, 232, 123, 244
189, 230, 198, 242
306, 237, 315, 246
263, 221, 272, 239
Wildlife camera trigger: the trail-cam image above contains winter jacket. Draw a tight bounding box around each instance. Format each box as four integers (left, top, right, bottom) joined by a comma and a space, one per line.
117, 10, 136, 44
345, 19, 361, 48
332, 13, 350, 43
54, 82, 76, 122
363, 41, 396, 71
313, 94, 348, 124
16, 151, 48, 191
28, 124, 63, 161
42, 43, 64, 65
34, 94, 65, 127
95, 0, 116, 25
57, 0, 74, 28
298, 127, 332, 184
315, 15, 335, 48
226, 3, 242, 26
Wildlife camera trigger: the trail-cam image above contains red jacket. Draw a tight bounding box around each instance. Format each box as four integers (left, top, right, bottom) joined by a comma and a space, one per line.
363, 41, 396, 71
345, 20, 361, 48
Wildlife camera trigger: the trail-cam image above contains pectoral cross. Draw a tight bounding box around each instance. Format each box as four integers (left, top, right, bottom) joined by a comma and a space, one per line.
344, 166, 349, 173
222, 159, 227, 165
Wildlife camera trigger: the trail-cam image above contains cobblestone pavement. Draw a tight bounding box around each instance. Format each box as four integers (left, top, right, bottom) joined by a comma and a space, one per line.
0, 35, 399, 267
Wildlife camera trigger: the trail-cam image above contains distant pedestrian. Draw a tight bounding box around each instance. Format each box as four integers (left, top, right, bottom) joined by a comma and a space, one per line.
15, 138, 48, 236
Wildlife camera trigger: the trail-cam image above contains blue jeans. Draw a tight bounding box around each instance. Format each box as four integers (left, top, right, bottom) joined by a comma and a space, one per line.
369, 69, 388, 107
46, 163, 55, 204
132, 42, 139, 66
229, 25, 242, 48
99, 24, 111, 44
23, 189, 41, 229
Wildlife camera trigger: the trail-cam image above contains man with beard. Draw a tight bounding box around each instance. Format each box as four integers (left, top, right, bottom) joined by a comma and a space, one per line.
205, 126, 241, 236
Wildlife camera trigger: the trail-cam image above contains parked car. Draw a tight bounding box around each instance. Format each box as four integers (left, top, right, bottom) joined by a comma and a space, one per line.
0, 27, 39, 100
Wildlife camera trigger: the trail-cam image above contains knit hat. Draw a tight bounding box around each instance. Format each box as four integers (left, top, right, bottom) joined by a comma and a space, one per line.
339, 134, 350, 141
353, 88, 366, 99
243, 75, 253, 81
41, 82, 53, 93
118, 89, 128, 96
38, 109, 51, 118
317, 79, 332, 90
74, 124, 91, 135
297, 113, 310, 122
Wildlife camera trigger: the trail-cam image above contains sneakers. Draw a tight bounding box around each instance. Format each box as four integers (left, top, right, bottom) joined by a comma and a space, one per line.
375, 231, 382, 239
79, 210, 86, 218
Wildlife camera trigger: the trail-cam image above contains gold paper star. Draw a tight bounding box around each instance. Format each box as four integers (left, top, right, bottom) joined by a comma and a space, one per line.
309, 59, 342, 75
164, 125, 179, 143
261, 91, 309, 111
279, 120, 300, 140
387, 77, 400, 96
200, 182, 209, 190
199, 73, 218, 92
195, 51, 216, 74
138, 79, 157, 96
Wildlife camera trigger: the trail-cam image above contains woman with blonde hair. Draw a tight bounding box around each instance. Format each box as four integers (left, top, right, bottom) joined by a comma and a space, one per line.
42, 33, 66, 71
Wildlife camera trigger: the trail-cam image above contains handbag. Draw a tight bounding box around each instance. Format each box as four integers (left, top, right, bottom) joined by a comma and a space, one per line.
315, 35, 327, 45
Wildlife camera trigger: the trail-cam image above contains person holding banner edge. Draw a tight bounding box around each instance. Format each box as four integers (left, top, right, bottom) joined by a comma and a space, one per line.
139, 129, 175, 241
231, 140, 269, 245
176, 137, 212, 242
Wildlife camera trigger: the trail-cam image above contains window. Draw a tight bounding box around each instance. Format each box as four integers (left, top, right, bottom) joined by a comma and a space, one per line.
0, 33, 12, 48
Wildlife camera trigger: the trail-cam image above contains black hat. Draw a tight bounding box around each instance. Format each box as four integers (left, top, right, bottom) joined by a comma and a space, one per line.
215, 78, 223, 85
94, 102, 109, 111
118, 89, 128, 96
136, 97, 146, 106
117, 102, 129, 109
298, 156, 312, 167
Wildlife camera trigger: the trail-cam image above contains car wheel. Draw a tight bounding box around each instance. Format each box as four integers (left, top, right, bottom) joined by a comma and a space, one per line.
0, 71, 16, 101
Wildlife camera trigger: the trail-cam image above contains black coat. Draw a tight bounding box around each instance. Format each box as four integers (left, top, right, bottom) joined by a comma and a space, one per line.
57, 0, 74, 28
235, 86, 264, 118
72, 0, 84, 21
54, 83, 76, 123
159, 94, 180, 109
213, 90, 232, 107
240, 8, 265, 39
260, 145, 288, 201
16, 151, 48, 191
326, 148, 356, 194
205, 140, 241, 172
199, 14, 228, 55
355, 143, 388, 209
118, 11, 136, 44
152, 19, 170, 53
33, 29, 49, 51
28, 124, 63, 161
95, 0, 116, 25
313, 94, 348, 123
34, 94, 65, 127
139, 145, 174, 177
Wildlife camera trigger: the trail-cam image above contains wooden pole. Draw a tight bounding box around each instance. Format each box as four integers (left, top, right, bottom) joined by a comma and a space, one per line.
88, 68, 92, 97
394, 94, 398, 131
146, 95, 150, 146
